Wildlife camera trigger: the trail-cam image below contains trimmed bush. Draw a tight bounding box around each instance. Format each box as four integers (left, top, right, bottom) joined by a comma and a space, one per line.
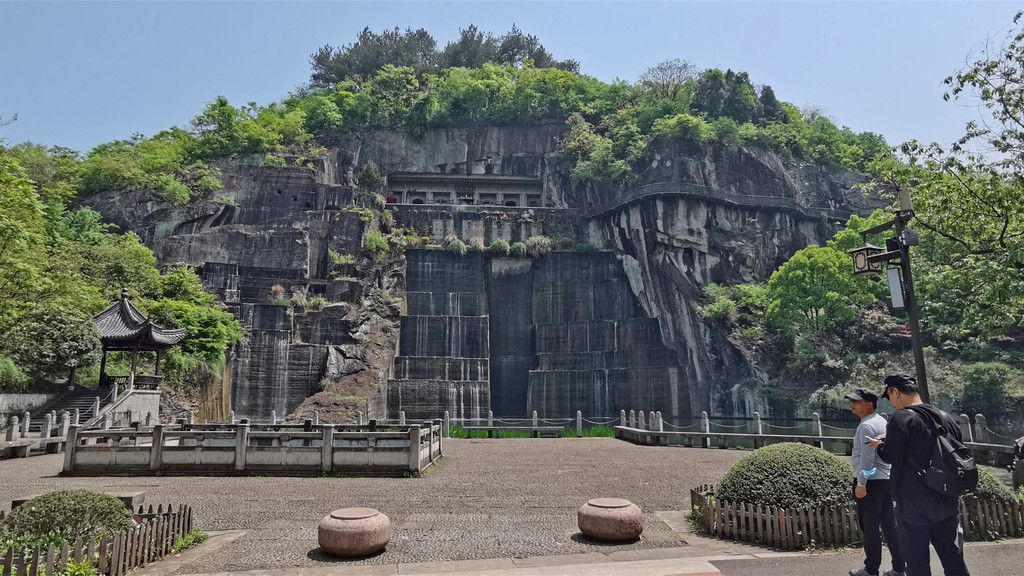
489, 239, 510, 256
0, 490, 131, 548
509, 242, 527, 258
715, 442, 853, 509
967, 467, 1016, 502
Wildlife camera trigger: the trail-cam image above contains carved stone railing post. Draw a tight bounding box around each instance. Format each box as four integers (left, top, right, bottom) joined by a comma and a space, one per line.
812, 412, 824, 448
150, 425, 164, 472
235, 422, 249, 472
59, 412, 70, 438
959, 414, 973, 442
975, 414, 989, 444
620, 410, 626, 427
753, 412, 764, 448
408, 425, 422, 473
576, 411, 583, 438
63, 425, 80, 473
321, 425, 334, 473
701, 411, 710, 448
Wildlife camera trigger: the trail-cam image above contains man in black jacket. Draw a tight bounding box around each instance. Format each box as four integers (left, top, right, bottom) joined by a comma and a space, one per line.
866, 374, 970, 576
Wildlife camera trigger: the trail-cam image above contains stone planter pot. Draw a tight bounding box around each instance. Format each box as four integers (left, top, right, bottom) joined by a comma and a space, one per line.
577, 498, 643, 541
318, 507, 391, 557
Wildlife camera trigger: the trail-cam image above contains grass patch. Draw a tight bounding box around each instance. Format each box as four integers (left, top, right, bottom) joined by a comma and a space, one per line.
172, 528, 208, 553
564, 425, 616, 437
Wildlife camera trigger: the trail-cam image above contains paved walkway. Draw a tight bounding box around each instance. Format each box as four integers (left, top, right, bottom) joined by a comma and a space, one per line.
2, 438, 1021, 575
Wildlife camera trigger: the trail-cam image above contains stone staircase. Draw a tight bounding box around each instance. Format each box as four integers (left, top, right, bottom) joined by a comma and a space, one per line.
24, 386, 112, 433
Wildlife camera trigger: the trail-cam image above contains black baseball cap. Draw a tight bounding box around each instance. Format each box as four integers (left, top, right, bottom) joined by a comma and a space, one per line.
845, 388, 879, 403
882, 373, 918, 399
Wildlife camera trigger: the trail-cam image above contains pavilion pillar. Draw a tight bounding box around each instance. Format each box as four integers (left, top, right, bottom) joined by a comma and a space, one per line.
155, 350, 162, 375
99, 350, 108, 386
130, 343, 139, 376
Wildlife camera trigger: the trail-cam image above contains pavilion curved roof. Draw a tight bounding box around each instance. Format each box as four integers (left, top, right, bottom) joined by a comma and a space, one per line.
93, 290, 186, 351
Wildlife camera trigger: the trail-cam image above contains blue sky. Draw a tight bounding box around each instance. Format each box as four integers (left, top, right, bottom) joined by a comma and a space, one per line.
0, 1, 1018, 154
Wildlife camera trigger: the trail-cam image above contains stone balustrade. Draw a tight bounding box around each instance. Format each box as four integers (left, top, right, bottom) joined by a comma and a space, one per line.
61, 421, 443, 476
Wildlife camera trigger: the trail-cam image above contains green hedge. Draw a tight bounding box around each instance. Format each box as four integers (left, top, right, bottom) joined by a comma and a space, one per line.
0, 490, 131, 551
715, 442, 853, 509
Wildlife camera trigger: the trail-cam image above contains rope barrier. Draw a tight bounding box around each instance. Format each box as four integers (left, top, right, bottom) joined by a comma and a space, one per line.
662, 421, 698, 430
820, 422, 857, 431
539, 419, 572, 425
761, 422, 805, 430
984, 426, 1016, 440
581, 418, 619, 425
708, 421, 749, 429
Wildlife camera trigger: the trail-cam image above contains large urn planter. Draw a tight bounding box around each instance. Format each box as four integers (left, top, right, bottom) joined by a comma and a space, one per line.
577, 498, 643, 541
318, 507, 391, 557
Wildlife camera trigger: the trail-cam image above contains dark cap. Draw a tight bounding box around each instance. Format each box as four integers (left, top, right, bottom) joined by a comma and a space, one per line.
845, 388, 879, 403
882, 373, 918, 399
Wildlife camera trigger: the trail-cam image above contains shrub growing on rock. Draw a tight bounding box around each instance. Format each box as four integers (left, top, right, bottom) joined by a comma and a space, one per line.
715, 442, 853, 509
447, 239, 467, 256
509, 242, 527, 258
525, 235, 552, 258
489, 239, 510, 256
1, 490, 131, 549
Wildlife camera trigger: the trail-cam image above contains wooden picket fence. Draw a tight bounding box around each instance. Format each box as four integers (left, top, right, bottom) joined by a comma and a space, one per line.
961, 497, 1024, 540
691, 485, 1024, 550
1, 504, 193, 576
690, 484, 858, 550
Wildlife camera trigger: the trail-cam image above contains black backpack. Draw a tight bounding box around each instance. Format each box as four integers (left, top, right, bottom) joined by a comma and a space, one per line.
906, 405, 978, 497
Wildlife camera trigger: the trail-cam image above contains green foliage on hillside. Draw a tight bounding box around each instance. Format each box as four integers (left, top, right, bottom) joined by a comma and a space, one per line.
0, 148, 242, 393
51, 24, 886, 207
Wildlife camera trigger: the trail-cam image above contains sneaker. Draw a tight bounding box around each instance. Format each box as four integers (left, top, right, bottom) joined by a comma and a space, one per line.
882, 571, 905, 576
849, 569, 878, 576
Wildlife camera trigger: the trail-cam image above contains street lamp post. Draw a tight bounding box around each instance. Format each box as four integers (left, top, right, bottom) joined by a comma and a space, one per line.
848, 190, 930, 403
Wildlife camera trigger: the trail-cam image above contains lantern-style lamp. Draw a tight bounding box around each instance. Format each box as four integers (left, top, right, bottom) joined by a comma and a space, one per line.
848, 243, 886, 276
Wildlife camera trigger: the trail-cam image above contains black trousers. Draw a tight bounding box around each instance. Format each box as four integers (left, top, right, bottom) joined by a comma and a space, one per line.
896, 500, 969, 576
855, 479, 905, 575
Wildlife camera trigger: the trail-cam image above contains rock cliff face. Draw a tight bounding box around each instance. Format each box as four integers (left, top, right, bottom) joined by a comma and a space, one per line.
82, 124, 881, 420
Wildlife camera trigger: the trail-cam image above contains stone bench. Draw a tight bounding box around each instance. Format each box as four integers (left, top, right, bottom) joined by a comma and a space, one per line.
1, 440, 32, 459
318, 508, 390, 557
577, 498, 643, 541
461, 426, 564, 438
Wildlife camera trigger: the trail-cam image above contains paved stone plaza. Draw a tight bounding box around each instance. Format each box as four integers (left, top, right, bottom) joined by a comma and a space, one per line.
0, 438, 749, 572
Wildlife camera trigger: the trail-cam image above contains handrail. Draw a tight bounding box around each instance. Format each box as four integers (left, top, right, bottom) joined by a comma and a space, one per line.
83, 377, 134, 429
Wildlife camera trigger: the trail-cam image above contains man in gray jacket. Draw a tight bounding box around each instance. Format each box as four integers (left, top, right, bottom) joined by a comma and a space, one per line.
848, 387, 905, 576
